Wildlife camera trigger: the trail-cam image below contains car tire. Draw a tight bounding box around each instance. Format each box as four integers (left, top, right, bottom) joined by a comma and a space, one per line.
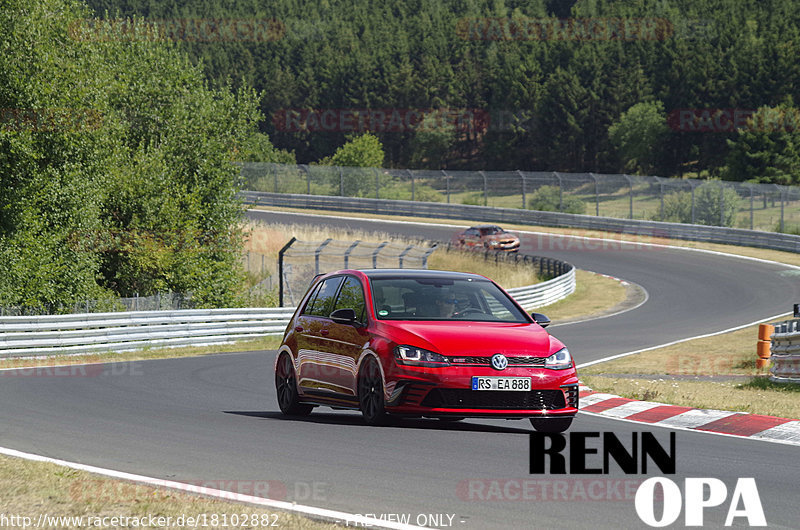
358, 357, 388, 425
529, 417, 573, 433
275, 353, 313, 416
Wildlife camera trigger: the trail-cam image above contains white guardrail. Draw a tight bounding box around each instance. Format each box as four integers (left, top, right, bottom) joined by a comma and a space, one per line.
770, 319, 800, 384
0, 273, 575, 358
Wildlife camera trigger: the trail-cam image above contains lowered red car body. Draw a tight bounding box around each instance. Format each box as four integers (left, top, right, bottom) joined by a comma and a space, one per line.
275, 269, 578, 431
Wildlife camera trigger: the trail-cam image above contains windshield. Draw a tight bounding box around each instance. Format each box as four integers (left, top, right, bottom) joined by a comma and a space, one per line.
370, 277, 529, 322
480, 226, 503, 235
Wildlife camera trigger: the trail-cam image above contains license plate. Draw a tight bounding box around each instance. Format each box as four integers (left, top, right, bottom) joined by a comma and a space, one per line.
471, 376, 531, 391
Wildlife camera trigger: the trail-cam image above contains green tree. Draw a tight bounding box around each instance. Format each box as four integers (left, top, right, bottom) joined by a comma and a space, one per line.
724, 105, 800, 185
329, 133, 385, 168
0, 1, 262, 309
608, 101, 668, 175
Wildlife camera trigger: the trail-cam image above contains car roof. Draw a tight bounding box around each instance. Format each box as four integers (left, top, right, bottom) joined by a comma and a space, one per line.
471, 224, 502, 229
357, 269, 489, 281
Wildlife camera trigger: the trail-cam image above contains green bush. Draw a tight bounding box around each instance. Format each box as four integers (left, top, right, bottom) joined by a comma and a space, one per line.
652, 183, 740, 227
528, 186, 586, 214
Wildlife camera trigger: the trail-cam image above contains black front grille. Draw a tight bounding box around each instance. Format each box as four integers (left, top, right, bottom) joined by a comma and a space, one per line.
447, 356, 547, 367
421, 389, 566, 410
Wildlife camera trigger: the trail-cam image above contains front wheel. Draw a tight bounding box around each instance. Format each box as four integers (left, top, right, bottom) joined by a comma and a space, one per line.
358, 357, 388, 425
275, 354, 313, 416
529, 417, 573, 433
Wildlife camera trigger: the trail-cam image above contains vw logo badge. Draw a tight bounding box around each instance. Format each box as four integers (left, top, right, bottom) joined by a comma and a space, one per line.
491, 353, 508, 371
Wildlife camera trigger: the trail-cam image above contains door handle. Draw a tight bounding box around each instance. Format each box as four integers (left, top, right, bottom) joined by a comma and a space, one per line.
320, 329, 329, 336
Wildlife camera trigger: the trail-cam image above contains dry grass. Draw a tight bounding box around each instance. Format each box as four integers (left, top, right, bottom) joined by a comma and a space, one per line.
427, 246, 538, 288
0, 455, 338, 530
580, 375, 800, 419
543, 270, 630, 322
580, 322, 777, 377
580, 318, 800, 419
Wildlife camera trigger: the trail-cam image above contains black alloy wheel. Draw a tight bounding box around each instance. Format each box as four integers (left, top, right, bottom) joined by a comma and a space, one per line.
275, 354, 313, 416
358, 357, 388, 425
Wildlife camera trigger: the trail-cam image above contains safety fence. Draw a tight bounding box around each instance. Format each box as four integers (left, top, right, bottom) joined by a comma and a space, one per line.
240, 191, 800, 253
0, 257, 574, 358
240, 163, 800, 233
278, 238, 438, 306
770, 319, 800, 384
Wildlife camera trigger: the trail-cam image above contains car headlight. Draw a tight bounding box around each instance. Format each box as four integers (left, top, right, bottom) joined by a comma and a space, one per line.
545, 347, 572, 370
394, 345, 450, 367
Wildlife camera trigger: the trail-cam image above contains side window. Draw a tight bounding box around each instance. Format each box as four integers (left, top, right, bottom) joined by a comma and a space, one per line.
305, 277, 344, 317
332, 276, 367, 322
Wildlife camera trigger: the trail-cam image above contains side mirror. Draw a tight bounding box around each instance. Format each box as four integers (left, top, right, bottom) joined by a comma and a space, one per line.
330, 308, 360, 326
531, 312, 551, 328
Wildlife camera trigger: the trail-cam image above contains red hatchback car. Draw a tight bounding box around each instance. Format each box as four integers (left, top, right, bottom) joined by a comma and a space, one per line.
275, 269, 578, 432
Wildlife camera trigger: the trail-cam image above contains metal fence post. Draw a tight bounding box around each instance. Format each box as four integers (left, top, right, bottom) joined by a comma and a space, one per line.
372, 241, 389, 268
339, 166, 344, 196
344, 240, 360, 268
623, 174, 634, 219
375, 168, 380, 199
780, 186, 786, 232
273, 165, 278, 193
315, 238, 333, 275
479, 170, 488, 206
552, 172, 563, 211
278, 237, 297, 307
303, 165, 310, 195
719, 183, 725, 226
691, 181, 696, 224
517, 170, 526, 209
408, 169, 415, 202
589, 173, 599, 216
441, 170, 450, 203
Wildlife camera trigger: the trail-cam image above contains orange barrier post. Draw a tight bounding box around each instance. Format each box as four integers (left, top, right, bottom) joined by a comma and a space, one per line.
756, 324, 774, 369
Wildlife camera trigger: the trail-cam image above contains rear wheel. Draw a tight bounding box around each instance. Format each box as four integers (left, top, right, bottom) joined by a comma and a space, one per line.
529, 417, 573, 433
358, 357, 388, 425
275, 354, 313, 416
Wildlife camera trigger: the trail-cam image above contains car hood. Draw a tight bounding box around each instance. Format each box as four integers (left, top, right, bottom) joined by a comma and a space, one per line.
485, 233, 518, 241
378, 321, 559, 356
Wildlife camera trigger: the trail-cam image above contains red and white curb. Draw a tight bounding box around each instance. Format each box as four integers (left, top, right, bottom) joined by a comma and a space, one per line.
578, 385, 800, 446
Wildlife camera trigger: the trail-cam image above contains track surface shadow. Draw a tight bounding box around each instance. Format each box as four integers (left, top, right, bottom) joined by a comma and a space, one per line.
224, 410, 533, 433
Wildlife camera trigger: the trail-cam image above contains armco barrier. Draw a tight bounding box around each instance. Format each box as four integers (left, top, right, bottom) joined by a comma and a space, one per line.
0, 308, 295, 358
770, 319, 800, 384
0, 268, 574, 358
240, 191, 800, 253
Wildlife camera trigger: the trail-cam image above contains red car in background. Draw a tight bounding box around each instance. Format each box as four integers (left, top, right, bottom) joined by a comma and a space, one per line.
454, 224, 521, 252
275, 269, 578, 432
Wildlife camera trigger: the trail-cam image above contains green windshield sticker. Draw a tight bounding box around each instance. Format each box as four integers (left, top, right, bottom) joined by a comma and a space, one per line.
378, 310, 389, 316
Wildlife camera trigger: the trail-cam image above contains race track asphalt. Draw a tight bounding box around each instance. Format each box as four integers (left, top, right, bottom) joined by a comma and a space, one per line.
1, 210, 798, 528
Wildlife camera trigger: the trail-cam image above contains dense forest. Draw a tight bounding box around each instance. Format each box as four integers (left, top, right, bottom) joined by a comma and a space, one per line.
84, 0, 800, 183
